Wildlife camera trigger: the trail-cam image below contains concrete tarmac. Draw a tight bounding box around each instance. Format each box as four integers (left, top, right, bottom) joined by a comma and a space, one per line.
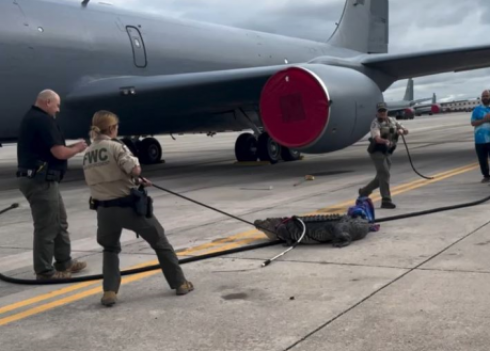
1, 112, 489, 351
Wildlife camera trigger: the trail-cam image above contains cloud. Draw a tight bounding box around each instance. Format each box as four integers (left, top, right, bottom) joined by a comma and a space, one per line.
89, 0, 490, 102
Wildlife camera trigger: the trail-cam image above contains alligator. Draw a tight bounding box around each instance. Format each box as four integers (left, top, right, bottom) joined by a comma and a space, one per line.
254, 214, 374, 248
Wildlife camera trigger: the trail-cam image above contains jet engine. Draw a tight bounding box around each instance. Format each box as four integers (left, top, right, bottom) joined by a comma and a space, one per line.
404, 108, 414, 119
431, 104, 441, 114
259, 64, 383, 154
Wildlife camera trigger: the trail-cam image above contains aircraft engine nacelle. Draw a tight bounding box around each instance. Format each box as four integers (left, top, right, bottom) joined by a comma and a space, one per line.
431, 104, 441, 114
404, 108, 414, 117
259, 64, 382, 154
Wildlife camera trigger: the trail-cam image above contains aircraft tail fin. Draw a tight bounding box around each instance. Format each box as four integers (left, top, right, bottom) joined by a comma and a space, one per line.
328, 0, 388, 54
403, 78, 414, 101
432, 93, 437, 104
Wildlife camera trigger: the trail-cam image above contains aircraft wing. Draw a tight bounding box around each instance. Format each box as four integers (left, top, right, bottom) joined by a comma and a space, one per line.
65, 65, 285, 118
361, 44, 490, 79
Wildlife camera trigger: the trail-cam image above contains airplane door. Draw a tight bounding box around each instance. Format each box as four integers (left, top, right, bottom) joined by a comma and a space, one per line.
126, 26, 147, 68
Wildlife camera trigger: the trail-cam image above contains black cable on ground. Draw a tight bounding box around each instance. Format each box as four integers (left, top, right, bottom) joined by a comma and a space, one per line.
401, 134, 434, 180
0, 240, 280, 285
0, 203, 19, 216
0, 194, 281, 285
2, 176, 490, 285
376, 194, 490, 223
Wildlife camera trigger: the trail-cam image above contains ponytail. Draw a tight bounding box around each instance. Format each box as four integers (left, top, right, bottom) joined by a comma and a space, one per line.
89, 110, 119, 140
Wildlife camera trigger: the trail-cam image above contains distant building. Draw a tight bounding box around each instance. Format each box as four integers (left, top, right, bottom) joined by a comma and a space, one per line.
440, 98, 480, 113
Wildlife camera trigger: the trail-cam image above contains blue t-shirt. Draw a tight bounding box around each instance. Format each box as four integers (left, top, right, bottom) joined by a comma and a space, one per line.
471, 105, 490, 144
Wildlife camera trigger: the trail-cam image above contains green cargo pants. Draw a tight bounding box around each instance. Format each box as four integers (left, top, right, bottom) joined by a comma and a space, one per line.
359, 151, 393, 203
18, 178, 73, 275
96, 206, 186, 292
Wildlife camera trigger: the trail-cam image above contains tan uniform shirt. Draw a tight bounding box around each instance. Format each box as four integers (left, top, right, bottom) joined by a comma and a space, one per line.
82, 135, 140, 201
370, 117, 404, 144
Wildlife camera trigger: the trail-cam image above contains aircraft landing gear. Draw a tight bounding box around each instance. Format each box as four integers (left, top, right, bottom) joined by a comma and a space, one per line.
234, 132, 301, 164
281, 147, 301, 162
257, 132, 282, 164
139, 137, 162, 164
120, 137, 163, 165
235, 133, 258, 162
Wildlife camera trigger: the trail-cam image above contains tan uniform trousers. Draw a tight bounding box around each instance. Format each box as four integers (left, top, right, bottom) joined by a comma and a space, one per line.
359, 151, 392, 203
96, 206, 186, 292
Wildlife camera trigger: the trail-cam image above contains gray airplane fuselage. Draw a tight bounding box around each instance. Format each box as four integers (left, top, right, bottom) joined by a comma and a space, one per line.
0, 0, 363, 142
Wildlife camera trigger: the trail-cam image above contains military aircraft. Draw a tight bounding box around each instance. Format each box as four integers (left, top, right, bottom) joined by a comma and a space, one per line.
413, 93, 441, 116
2, 0, 490, 165
386, 78, 416, 120
385, 79, 433, 120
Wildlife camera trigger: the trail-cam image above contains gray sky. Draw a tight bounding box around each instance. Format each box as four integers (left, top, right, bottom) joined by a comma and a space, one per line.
95, 0, 490, 102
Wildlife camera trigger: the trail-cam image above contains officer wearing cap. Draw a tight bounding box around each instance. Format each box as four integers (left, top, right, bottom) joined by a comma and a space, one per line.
82, 110, 193, 307
17, 89, 88, 280
358, 102, 409, 209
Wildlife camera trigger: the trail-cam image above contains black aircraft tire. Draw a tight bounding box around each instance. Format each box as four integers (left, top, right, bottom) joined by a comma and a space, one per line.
281, 147, 301, 162
235, 133, 258, 162
139, 138, 162, 165
257, 133, 281, 164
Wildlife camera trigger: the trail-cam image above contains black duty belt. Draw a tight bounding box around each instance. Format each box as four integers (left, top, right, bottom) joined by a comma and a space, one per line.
16, 167, 64, 182
92, 196, 134, 208
16, 171, 31, 177
90, 189, 153, 223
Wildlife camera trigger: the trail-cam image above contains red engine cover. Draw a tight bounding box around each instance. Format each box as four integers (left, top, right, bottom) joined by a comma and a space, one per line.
404, 108, 414, 116
431, 104, 440, 114
259, 67, 330, 148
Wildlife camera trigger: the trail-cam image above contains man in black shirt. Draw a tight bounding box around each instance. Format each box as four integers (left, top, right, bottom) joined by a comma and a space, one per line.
17, 89, 88, 280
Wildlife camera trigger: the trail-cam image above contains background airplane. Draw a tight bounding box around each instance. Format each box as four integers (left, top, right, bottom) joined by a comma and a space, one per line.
2, 0, 490, 165
413, 93, 441, 116
385, 78, 433, 120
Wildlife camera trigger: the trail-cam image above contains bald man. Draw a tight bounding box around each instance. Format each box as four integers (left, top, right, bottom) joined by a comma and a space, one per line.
471, 90, 490, 182
17, 89, 88, 280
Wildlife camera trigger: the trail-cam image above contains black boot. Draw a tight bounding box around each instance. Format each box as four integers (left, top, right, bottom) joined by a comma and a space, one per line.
381, 201, 396, 209
358, 188, 368, 197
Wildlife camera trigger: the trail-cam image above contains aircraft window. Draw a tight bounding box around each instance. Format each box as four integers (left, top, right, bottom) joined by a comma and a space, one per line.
38, 27, 44, 32
134, 39, 141, 48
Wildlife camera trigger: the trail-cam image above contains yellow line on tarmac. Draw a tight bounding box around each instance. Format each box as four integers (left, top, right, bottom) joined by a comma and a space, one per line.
0, 281, 97, 316
0, 162, 480, 327
0, 237, 260, 327
312, 163, 478, 214
0, 229, 259, 317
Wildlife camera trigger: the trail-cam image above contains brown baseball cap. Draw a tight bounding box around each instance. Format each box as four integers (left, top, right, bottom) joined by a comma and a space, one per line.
377, 102, 388, 111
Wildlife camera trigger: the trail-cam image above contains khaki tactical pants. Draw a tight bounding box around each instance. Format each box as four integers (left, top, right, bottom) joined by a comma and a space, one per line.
359, 151, 393, 203
18, 178, 72, 275
96, 207, 186, 292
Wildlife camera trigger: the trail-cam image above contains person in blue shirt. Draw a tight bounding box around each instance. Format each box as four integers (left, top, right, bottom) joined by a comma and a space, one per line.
471, 90, 490, 182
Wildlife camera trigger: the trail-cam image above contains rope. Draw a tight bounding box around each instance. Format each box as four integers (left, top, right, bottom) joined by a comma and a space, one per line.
401, 134, 434, 180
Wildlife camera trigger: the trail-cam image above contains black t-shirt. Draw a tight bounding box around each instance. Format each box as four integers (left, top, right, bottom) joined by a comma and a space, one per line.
17, 106, 68, 172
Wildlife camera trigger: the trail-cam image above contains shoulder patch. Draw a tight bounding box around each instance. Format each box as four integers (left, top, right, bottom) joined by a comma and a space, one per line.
109, 139, 136, 156
111, 139, 124, 145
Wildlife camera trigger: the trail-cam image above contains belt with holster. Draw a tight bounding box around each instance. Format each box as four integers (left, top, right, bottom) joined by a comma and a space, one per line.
367, 137, 397, 155
90, 196, 134, 209
90, 187, 153, 218
16, 166, 64, 182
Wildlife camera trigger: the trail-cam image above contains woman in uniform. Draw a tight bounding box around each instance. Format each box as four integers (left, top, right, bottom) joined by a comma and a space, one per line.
82, 111, 194, 307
